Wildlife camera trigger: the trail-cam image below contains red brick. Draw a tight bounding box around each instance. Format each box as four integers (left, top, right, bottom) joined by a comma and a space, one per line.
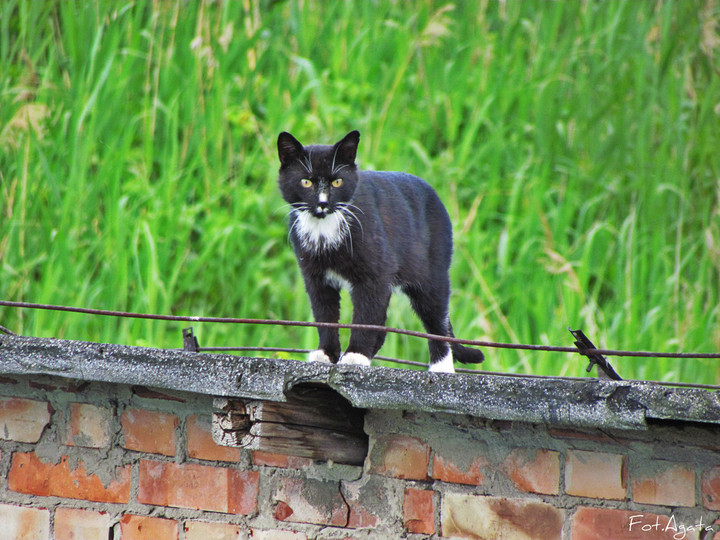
346, 502, 378, 529
252, 450, 312, 469
703, 465, 720, 510
0, 397, 52, 443
632, 462, 695, 507
273, 477, 348, 526
0, 503, 50, 540
432, 452, 486, 485
403, 488, 435, 535
137, 459, 258, 514
121, 408, 178, 456
9, 452, 131, 503
55, 508, 112, 540
441, 494, 562, 539
184, 520, 242, 539
120, 515, 178, 540
565, 450, 627, 500
65, 403, 112, 448
186, 414, 244, 462
502, 448, 560, 495
571, 507, 682, 540
368, 435, 430, 480
342, 478, 389, 529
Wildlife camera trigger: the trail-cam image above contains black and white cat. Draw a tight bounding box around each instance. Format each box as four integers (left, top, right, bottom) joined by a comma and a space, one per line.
276, 130, 484, 373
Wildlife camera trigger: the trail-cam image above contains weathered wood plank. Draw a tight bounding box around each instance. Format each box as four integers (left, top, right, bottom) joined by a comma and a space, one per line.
213, 385, 368, 465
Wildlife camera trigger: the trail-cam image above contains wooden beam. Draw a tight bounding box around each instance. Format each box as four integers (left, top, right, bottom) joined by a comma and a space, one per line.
213, 385, 368, 465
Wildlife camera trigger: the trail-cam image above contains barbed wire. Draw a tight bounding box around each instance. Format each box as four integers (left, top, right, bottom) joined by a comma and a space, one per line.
1, 299, 719, 359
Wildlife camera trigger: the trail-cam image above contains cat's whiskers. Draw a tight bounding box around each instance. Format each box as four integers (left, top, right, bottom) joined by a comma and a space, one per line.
297, 156, 312, 175
331, 163, 348, 177
335, 209, 354, 257
337, 203, 364, 242
287, 203, 312, 247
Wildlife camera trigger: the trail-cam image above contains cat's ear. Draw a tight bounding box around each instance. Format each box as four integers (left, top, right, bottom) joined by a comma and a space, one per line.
277, 132, 304, 166
333, 130, 360, 165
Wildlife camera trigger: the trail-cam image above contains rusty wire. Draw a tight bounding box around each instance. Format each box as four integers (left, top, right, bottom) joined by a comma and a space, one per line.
1, 299, 719, 360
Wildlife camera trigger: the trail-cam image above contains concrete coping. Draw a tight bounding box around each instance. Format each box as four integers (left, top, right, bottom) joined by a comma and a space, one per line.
1, 334, 719, 431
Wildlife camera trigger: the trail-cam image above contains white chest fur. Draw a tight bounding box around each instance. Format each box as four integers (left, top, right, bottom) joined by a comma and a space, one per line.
293, 211, 348, 252
325, 269, 353, 292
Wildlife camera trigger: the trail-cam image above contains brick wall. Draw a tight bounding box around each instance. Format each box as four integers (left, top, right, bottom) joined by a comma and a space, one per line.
1, 373, 719, 539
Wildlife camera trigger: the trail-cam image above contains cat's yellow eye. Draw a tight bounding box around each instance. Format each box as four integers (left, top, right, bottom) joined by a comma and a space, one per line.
331, 178, 343, 188
300, 179, 312, 188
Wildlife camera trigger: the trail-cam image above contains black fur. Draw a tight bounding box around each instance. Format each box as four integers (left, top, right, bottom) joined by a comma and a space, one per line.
277, 130, 484, 370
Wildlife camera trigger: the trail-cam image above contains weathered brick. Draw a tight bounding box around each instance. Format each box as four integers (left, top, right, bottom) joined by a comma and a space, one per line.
432, 452, 486, 485
250, 529, 308, 540
187, 414, 244, 462
502, 448, 560, 495
342, 476, 391, 529
121, 408, 178, 456
441, 494, 562, 540
368, 435, 430, 480
9, 452, 131, 503
565, 450, 627, 500
403, 488, 434, 535
137, 459, 258, 514
273, 476, 348, 527
0, 503, 50, 540
703, 465, 720, 510
571, 507, 684, 540
184, 520, 242, 540
54, 508, 112, 540
252, 450, 312, 469
65, 402, 112, 448
632, 461, 695, 507
0, 397, 52, 443
120, 515, 179, 540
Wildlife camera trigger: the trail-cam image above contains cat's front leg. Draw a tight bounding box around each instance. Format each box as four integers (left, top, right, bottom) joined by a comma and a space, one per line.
339, 282, 392, 367
304, 276, 342, 363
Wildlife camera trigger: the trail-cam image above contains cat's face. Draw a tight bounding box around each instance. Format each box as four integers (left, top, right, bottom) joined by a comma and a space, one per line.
277, 131, 360, 219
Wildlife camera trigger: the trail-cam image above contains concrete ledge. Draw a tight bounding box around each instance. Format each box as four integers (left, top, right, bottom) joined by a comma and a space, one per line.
1, 334, 719, 431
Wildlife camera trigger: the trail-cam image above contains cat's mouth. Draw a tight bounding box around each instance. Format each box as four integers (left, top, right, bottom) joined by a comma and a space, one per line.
313, 205, 331, 218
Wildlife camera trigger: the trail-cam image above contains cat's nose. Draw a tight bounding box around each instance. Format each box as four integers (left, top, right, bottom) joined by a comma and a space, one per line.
316, 191, 330, 214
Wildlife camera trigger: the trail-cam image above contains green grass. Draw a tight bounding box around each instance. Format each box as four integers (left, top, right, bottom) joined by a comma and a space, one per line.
2, 0, 719, 384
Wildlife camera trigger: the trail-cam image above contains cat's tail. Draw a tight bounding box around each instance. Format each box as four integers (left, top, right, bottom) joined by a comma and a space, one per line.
451, 342, 485, 365
446, 322, 484, 364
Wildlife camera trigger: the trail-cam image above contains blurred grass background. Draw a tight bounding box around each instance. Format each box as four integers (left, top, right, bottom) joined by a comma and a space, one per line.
1, 0, 719, 383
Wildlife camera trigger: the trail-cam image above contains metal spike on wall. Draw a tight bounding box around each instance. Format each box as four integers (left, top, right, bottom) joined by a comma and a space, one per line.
570, 328, 622, 381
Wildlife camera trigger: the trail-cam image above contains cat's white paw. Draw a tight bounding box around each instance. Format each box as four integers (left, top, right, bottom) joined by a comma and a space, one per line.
308, 350, 332, 363
428, 352, 455, 374
338, 352, 371, 366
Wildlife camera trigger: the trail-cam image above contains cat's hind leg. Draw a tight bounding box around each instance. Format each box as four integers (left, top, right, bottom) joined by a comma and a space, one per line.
404, 284, 456, 373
